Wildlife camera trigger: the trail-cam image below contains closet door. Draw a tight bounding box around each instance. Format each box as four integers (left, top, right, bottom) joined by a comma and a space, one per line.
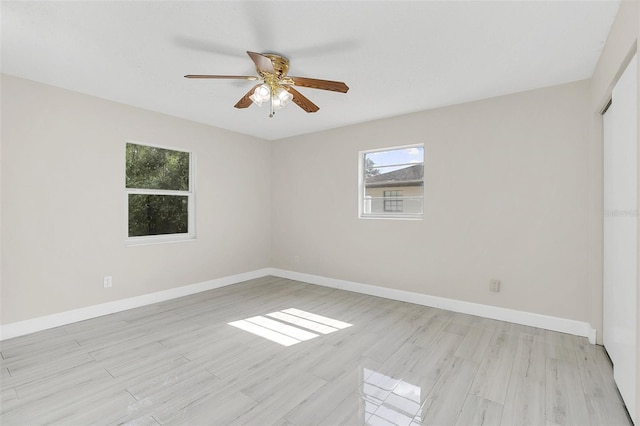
603, 54, 637, 420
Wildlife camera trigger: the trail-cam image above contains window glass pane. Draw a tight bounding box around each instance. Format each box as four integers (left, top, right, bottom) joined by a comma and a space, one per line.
364, 146, 423, 167
126, 143, 189, 190
128, 194, 188, 237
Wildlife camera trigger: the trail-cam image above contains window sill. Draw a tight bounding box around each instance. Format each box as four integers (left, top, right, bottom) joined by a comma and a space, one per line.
359, 214, 423, 221
125, 234, 196, 247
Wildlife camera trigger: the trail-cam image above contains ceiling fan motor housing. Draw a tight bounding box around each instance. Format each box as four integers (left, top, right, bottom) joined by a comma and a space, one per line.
263, 54, 290, 78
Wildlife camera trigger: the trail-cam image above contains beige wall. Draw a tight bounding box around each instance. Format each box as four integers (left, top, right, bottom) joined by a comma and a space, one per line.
272, 80, 592, 324
0, 74, 272, 324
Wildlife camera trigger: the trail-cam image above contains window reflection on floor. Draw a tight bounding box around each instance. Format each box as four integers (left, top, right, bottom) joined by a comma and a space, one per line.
363, 368, 422, 425
228, 308, 352, 346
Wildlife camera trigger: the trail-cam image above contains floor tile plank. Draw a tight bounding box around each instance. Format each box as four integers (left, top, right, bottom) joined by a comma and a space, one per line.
455, 394, 504, 425
469, 329, 519, 405
545, 358, 591, 426
419, 356, 479, 425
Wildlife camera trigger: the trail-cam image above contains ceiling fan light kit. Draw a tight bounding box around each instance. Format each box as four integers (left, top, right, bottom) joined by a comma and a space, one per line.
249, 84, 294, 117
185, 51, 349, 118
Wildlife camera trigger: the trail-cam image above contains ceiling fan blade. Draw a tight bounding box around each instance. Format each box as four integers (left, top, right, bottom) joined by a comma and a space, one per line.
247, 51, 276, 74
287, 87, 319, 113
184, 75, 259, 80
289, 76, 349, 93
234, 84, 261, 109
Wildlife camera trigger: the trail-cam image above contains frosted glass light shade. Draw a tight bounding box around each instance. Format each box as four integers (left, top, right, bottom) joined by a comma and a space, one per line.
273, 87, 293, 110
249, 84, 271, 106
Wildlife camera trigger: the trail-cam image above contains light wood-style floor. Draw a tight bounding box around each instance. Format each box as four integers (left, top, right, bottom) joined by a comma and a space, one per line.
0, 276, 633, 425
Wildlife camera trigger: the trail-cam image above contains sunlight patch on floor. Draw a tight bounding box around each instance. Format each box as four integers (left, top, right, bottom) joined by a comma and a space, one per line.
228, 308, 353, 346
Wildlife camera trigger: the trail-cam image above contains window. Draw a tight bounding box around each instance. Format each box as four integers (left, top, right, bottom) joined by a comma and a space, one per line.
360, 144, 424, 219
383, 190, 403, 212
125, 142, 195, 244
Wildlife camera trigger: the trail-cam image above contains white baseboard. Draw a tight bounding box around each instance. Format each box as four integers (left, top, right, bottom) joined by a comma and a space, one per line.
0, 268, 271, 341
1, 267, 597, 345
269, 268, 598, 344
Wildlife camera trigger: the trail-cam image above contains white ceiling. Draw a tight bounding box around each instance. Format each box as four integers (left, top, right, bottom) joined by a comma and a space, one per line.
1, 1, 621, 141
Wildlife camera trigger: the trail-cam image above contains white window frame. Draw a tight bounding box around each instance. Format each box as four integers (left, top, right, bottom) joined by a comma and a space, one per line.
125, 140, 196, 246
358, 143, 424, 220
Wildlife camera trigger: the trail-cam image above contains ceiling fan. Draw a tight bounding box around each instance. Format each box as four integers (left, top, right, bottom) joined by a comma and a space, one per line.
185, 51, 349, 117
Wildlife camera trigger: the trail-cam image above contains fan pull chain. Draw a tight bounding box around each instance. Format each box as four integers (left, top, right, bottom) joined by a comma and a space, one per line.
269, 89, 275, 118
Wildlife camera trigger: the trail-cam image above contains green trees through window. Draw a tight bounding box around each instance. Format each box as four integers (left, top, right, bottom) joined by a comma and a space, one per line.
127, 194, 189, 237
126, 143, 193, 239
126, 144, 189, 191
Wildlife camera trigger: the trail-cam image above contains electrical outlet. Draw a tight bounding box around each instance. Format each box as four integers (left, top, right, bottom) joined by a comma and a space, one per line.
103, 276, 113, 288
490, 279, 501, 292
